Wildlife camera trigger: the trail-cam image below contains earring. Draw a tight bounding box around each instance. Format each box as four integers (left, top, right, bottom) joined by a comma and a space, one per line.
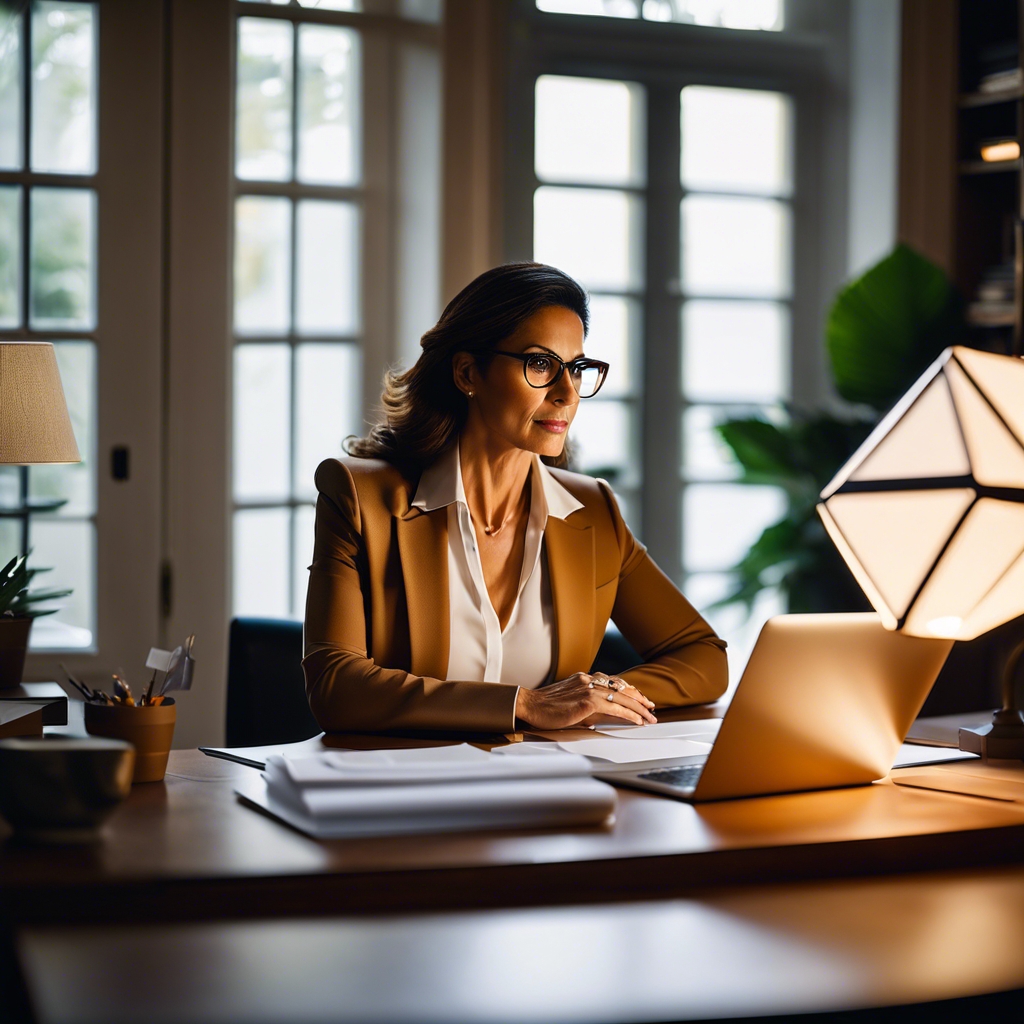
467, 391, 474, 398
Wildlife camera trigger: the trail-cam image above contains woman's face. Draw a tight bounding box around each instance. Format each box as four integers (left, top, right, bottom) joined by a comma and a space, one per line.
456, 305, 584, 459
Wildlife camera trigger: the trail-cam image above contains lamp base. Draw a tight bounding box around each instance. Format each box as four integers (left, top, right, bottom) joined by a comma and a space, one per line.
959, 708, 1024, 760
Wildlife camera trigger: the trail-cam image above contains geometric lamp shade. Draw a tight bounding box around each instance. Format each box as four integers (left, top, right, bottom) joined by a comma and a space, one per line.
818, 346, 1024, 642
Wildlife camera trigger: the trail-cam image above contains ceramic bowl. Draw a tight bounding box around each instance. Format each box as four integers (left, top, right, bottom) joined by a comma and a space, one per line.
0, 736, 135, 842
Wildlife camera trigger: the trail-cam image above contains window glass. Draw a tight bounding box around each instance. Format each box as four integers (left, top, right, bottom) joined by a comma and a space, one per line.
233, 343, 291, 503
681, 86, 791, 196
236, 17, 294, 182
29, 341, 96, 516
683, 482, 786, 571
681, 194, 790, 298
682, 405, 741, 480
233, 507, 291, 618
534, 186, 642, 291
586, 295, 638, 398
297, 24, 361, 185
535, 76, 643, 186
234, 195, 292, 335
31, 1, 96, 175
570, 400, 635, 482
293, 342, 360, 500
682, 300, 788, 401
295, 199, 360, 335
292, 503, 316, 615
0, 185, 21, 327
29, 186, 96, 330
0, 7, 22, 170
28, 518, 94, 650
538, 0, 783, 30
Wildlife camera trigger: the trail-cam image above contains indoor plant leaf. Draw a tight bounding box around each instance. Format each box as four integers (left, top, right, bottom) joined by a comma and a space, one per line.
826, 244, 962, 411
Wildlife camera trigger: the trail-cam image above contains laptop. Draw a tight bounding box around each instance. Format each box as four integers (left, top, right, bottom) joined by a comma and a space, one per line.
597, 613, 953, 802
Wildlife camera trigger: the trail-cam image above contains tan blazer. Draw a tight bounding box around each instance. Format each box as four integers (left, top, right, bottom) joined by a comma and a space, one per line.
303, 456, 728, 734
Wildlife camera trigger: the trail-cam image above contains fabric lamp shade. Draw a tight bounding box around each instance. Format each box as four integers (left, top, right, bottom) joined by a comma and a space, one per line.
818, 346, 1024, 642
0, 343, 80, 465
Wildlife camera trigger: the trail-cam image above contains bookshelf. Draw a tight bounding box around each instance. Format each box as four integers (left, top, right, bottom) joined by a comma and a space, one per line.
955, 0, 1024, 349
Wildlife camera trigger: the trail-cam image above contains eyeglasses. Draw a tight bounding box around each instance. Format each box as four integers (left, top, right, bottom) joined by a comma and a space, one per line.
493, 351, 609, 399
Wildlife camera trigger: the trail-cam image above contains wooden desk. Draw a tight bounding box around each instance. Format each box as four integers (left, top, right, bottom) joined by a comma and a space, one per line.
18, 868, 1024, 1023
2, 744, 1023, 926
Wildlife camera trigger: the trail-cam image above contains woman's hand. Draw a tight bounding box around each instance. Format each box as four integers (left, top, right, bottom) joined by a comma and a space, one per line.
515, 672, 657, 730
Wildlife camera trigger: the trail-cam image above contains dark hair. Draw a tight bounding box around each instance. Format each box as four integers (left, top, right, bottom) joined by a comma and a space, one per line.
346, 262, 589, 472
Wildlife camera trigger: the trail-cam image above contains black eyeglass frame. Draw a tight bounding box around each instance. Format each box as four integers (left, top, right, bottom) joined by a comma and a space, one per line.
492, 350, 610, 398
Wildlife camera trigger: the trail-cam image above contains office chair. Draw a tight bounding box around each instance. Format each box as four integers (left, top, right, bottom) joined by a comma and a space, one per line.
225, 618, 320, 748
590, 625, 641, 677
224, 617, 640, 747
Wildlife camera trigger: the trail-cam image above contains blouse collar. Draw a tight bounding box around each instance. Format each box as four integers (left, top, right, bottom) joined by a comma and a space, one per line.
411, 442, 584, 521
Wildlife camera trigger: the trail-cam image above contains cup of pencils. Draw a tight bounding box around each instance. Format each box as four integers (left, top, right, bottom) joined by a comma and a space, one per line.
70, 635, 195, 784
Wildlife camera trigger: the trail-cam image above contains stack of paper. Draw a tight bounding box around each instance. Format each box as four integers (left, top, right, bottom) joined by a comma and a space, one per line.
240, 743, 617, 839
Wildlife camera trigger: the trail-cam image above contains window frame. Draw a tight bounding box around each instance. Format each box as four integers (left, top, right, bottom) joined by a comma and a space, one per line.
505, 1, 843, 586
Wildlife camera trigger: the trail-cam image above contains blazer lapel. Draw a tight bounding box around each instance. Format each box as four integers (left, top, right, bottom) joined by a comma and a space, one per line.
546, 516, 595, 680
397, 508, 450, 680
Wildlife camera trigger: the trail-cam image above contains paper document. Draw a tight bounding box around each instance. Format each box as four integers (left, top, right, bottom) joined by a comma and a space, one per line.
0, 702, 42, 727
555, 736, 712, 772
891, 743, 975, 769
593, 719, 722, 741
268, 743, 591, 787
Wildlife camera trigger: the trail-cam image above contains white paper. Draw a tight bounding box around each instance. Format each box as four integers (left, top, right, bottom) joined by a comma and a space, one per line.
594, 719, 723, 741
891, 743, 977, 768
0, 702, 41, 727
555, 736, 713, 765
270, 742, 592, 787
146, 647, 174, 672
239, 773, 616, 838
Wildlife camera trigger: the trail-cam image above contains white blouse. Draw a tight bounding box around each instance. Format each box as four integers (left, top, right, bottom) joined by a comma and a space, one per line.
411, 443, 583, 689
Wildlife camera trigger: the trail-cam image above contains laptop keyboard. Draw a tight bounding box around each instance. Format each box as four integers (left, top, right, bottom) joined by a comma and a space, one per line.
638, 763, 704, 789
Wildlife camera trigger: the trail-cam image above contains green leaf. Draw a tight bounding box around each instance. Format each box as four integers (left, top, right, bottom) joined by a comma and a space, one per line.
826, 244, 963, 411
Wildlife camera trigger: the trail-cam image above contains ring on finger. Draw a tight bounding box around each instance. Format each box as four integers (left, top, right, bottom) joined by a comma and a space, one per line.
606, 692, 616, 702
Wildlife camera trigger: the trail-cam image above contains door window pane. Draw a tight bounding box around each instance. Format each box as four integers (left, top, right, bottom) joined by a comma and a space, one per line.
294, 343, 360, 500
683, 482, 786, 571
236, 17, 294, 181
682, 300, 788, 401
295, 200, 359, 335
586, 295, 638, 398
0, 186, 20, 327
29, 342, 96, 516
233, 507, 291, 618
681, 86, 791, 196
297, 24, 361, 186
30, 2, 96, 175
293, 503, 315, 616
683, 406, 741, 480
681, 195, 790, 298
535, 75, 644, 186
27, 518, 94, 651
234, 195, 292, 335
233, 343, 291, 502
537, 1, 640, 16
0, 7, 22, 170
534, 186, 642, 291
571, 399, 634, 484
29, 186, 96, 329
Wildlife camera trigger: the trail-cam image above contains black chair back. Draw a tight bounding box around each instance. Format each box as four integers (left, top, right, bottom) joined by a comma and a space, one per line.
225, 618, 320, 748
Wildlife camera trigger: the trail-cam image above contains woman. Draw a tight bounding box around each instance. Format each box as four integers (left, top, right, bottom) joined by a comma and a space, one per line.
303, 263, 727, 733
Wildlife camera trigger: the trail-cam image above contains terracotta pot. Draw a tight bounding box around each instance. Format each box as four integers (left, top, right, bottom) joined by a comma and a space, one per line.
0, 617, 32, 690
84, 699, 176, 783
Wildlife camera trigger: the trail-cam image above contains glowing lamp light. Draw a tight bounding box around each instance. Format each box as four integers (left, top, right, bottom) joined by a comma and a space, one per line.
980, 139, 1021, 163
818, 346, 1024, 759
818, 346, 1024, 642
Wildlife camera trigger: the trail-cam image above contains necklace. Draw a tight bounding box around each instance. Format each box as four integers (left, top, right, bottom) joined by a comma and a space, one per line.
477, 487, 527, 538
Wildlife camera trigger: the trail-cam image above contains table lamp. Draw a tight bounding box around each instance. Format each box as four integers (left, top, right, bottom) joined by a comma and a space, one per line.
0, 342, 81, 552
817, 345, 1024, 760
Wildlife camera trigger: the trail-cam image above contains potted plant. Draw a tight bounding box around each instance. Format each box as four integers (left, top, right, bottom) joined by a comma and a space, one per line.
713, 244, 966, 614
0, 553, 72, 689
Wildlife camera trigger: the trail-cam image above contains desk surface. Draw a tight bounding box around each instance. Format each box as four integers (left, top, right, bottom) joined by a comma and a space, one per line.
19, 867, 1024, 1024
2, 739, 1024, 925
